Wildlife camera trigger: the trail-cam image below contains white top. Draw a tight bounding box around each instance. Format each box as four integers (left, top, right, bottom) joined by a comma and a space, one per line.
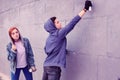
15, 40, 27, 68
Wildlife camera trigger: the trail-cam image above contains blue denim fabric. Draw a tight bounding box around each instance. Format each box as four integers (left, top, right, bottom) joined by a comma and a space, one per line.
6, 38, 35, 73
42, 66, 61, 80
11, 66, 33, 80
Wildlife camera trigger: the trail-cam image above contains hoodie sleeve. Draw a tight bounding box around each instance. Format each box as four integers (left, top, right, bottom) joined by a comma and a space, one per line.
58, 15, 81, 39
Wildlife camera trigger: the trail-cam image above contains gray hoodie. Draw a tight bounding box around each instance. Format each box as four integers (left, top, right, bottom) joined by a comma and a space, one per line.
44, 15, 81, 68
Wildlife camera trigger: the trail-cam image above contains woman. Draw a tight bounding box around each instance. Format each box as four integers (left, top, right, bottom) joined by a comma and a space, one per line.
6, 27, 36, 80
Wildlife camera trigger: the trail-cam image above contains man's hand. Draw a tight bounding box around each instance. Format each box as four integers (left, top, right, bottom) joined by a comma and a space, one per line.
84, 0, 92, 11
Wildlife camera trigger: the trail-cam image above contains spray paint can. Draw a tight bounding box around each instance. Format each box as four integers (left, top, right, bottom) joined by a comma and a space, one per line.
29, 68, 33, 72
89, 6, 92, 11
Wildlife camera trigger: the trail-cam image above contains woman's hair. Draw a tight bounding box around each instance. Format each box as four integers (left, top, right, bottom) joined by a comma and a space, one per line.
50, 16, 56, 23
8, 27, 21, 43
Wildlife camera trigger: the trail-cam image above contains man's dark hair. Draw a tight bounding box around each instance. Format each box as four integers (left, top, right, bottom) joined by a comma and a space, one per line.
50, 17, 56, 23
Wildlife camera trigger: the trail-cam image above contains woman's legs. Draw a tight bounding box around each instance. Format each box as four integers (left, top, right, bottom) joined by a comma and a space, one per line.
11, 68, 21, 80
23, 66, 33, 80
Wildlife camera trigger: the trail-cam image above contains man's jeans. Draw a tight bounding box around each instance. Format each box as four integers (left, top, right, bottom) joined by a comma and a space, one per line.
11, 66, 33, 80
42, 66, 61, 80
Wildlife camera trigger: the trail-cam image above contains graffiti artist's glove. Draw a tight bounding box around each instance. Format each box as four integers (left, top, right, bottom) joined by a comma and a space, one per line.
84, 0, 92, 10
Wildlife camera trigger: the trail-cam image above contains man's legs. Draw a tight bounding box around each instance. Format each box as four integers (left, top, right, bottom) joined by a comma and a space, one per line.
42, 66, 61, 80
42, 68, 48, 80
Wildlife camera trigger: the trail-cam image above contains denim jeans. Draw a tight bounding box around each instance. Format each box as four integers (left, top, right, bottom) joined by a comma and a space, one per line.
42, 66, 61, 80
11, 66, 33, 80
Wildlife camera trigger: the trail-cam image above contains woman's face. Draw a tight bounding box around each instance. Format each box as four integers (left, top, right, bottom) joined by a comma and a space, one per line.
11, 29, 20, 41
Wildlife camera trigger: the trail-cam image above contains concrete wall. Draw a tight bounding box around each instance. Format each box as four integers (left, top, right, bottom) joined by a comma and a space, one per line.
0, 0, 120, 80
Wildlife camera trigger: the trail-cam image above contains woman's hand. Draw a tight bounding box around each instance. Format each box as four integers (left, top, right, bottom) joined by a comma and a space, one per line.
29, 66, 37, 72
12, 44, 17, 52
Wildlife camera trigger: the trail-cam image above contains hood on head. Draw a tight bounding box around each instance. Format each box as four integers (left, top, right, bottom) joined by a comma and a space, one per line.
44, 19, 57, 34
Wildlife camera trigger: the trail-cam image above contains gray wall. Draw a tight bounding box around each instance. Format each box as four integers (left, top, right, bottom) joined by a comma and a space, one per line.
0, 0, 120, 80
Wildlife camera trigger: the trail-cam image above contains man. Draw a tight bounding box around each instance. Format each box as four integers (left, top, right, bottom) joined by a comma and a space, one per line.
43, 0, 92, 80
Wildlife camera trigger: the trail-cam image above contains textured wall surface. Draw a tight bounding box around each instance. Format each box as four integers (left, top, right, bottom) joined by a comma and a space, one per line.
0, 0, 120, 80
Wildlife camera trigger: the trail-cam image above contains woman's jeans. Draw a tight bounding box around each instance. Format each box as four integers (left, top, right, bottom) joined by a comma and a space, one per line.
42, 66, 61, 80
11, 66, 33, 80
